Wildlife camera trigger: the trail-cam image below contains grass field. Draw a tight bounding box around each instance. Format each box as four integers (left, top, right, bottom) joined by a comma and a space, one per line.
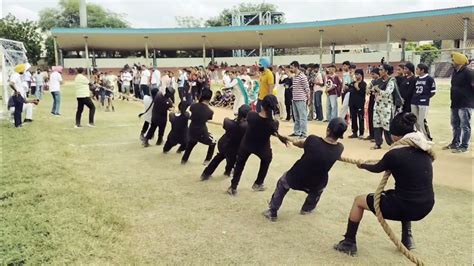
1, 82, 473, 264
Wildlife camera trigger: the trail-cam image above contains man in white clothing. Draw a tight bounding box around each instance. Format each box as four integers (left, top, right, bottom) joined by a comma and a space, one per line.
140, 65, 151, 98
225, 71, 248, 115
120, 69, 132, 100
49, 66, 63, 115
151, 67, 161, 91
9, 63, 37, 124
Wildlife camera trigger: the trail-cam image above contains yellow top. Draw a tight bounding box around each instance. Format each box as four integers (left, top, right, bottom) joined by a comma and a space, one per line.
258, 69, 275, 100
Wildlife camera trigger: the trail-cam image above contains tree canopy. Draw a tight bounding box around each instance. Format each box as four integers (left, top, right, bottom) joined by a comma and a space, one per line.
0, 14, 43, 64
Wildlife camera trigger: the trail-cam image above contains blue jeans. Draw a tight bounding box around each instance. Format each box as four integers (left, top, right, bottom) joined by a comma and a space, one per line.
51, 91, 61, 114
450, 108, 472, 149
326, 94, 338, 121
314, 91, 323, 120
292, 100, 308, 136
35, 85, 43, 99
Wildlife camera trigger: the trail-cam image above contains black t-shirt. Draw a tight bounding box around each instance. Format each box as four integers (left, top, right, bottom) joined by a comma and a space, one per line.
399, 75, 416, 110
168, 111, 190, 140
219, 117, 248, 150
286, 135, 344, 192
450, 66, 474, 108
189, 102, 213, 137
241, 111, 278, 150
348, 80, 366, 108
151, 93, 173, 123
361, 147, 434, 202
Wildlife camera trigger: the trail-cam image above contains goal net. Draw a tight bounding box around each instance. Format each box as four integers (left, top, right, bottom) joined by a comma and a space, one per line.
0, 38, 28, 111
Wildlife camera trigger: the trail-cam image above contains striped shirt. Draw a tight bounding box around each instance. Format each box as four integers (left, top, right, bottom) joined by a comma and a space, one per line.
292, 72, 310, 101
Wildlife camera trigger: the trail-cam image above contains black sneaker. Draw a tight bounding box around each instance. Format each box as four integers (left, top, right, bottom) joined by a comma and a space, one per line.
442, 144, 456, 150
23, 119, 33, 123
452, 147, 468, 153
364, 136, 373, 141
401, 235, 416, 250
223, 171, 231, 177
156, 139, 163, 146
181, 159, 187, 165
348, 134, 358, 139
262, 209, 277, 222
252, 183, 266, 191
334, 238, 357, 256
142, 140, 150, 148
289, 133, 300, 137
200, 174, 210, 181
370, 145, 381, 150
227, 187, 237, 196
300, 209, 313, 215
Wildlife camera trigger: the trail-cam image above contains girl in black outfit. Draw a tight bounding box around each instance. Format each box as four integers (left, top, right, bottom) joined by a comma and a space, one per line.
181, 89, 216, 165
334, 112, 435, 256
228, 95, 290, 196
348, 69, 367, 138
201, 105, 251, 181
163, 101, 190, 153
364, 68, 382, 141
283, 67, 293, 121
142, 88, 174, 147
262, 118, 347, 221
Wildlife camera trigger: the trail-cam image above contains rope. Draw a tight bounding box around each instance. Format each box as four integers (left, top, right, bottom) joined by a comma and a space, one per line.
339, 138, 435, 266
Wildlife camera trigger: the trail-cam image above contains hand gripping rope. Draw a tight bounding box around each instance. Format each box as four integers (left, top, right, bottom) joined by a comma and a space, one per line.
339, 138, 435, 266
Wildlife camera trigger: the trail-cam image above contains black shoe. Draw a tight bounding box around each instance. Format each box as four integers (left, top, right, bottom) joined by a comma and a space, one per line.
23, 119, 33, 123
227, 187, 237, 196
370, 145, 381, 150
452, 147, 468, 153
262, 209, 277, 222
156, 139, 163, 146
334, 238, 357, 256
364, 136, 374, 141
323, 120, 329, 122
181, 159, 187, 165
142, 140, 150, 147
289, 133, 300, 137
223, 171, 231, 177
252, 183, 266, 191
348, 134, 358, 139
442, 144, 456, 150
200, 174, 210, 181
300, 209, 313, 215
401, 221, 416, 250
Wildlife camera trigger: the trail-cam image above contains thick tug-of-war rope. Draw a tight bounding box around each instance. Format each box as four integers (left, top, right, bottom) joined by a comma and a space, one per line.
340, 138, 435, 266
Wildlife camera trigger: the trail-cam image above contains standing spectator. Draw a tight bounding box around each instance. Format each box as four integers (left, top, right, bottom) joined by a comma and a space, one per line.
151, 66, 161, 91
324, 64, 342, 122
140, 65, 151, 97
365, 68, 382, 141
340, 61, 354, 120
74, 67, 95, 128
121, 68, 132, 100
49, 66, 63, 116
306, 64, 316, 121
9, 63, 37, 125
313, 64, 325, 121
257, 57, 275, 112
23, 69, 32, 97
371, 64, 395, 149
399, 62, 416, 112
178, 69, 188, 101
443, 52, 473, 153
132, 66, 141, 99
33, 69, 44, 99
348, 69, 367, 138
289, 61, 310, 138
411, 63, 436, 140
282, 66, 294, 121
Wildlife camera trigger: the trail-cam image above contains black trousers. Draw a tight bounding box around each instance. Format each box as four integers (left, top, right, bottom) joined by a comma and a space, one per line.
76, 97, 95, 126
163, 135, 187, 153
268, 172, 325, 214
374, 127, 393, 147
230, 146, 272, 189
350, 105, 365, 136
145, 117, 167, 142
141, 121, 150, 135
182, 133, 216, 162
368, 95, 375, 138
284, 89, 293, 120
133, 84, 140, 98
202, 144, 238, 177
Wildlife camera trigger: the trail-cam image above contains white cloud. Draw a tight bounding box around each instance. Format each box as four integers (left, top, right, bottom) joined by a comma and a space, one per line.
3, 4, 39, 21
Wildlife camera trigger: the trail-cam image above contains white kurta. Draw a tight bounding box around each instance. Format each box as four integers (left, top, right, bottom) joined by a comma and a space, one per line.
228, 79, 244, 115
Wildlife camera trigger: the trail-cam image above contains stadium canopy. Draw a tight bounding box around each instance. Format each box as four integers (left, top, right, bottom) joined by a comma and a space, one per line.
52, 6, 472, 51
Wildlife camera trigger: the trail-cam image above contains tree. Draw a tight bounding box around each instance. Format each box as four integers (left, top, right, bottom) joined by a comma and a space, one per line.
406, 43, 440, 67
205, 3, 284, 27
0, 14, 43, 64
39, 0, 129, 65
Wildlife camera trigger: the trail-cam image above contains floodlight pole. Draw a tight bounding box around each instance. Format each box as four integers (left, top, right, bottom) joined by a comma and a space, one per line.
331, 42, 336, 64
202, 35, 206, 67
84, 36, 90, 78
144, 36, 149, 67
259, 33, 263, 57
211, 49, 215, 65
462, 17, 469, 52
53, 36, 59, 66
153, 49, 157, 68
386, 24, 392, 64
401, 38, 406, 62
319, 30, 324, 66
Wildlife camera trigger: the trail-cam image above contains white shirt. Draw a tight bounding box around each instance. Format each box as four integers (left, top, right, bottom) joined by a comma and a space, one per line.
151, 69, 161, 85
23, 71, 32, 82
223, 74, 231, 87
9, 72, 25, 97
49, 71, 63, 92
160, 74, 171, 95
33, 73, 44, 86
140, 69, 151, 85
121, 72, 132, 82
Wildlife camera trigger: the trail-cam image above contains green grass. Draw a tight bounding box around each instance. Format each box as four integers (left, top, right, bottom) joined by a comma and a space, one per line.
1, 83, 472, 264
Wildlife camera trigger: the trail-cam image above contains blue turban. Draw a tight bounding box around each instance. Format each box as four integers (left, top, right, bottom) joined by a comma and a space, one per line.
258, 57, 271, 69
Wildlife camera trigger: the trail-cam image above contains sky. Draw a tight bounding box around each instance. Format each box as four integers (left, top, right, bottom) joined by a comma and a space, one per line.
1, 0, 472, 28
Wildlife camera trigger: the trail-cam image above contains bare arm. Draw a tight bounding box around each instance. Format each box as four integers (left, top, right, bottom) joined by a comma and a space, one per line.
292, 139, 305, 148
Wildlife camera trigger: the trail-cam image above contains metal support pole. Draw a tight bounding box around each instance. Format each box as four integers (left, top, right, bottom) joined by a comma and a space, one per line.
91, 49, 96, 68
53, 36, 59, 66
270, 46, 274, 65
462, 17, 469, 52
259, 33, 263, 57
211, 49, 215, 64
144, 36, 149, 67
331, 42, 336, 64
202, 35, 206, 66
319, 30, 324, 66
401, 38, 406, 62
84, 36, 90, 78
386, 24, 392, 64
153, 48, 157, 68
